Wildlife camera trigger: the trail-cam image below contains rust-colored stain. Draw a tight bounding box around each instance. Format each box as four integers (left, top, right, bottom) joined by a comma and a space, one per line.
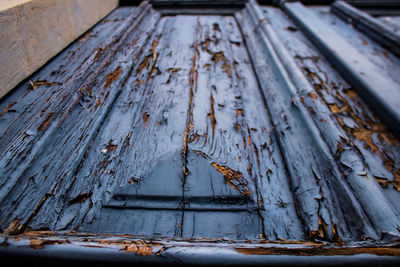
151, 39, 159, 59
222, 62, 232, 78
79, 31, 92, 43
382, 50, 389, 58
208, 93, 217, 140
212, 23, 221, 32
106, 140, 118, 153
104, 66, 122, 89
9, 192, 54, 236
37, 112, 53, 132
121, 244, 153, 256
135, 79, 144, 87
253, 144, 262, 178
236, 109, 244, 117
4, 219, 22, 236
203, 63, 211, 70
189, 132, 203, 143
309, 92, 318, 99
328, 103, 347, 114
0, 102, 16, 117
147, 56, 160, 84
256, 18, 270, 30
247, 135, 252, 146
95, 239, 162, 254
167, 68, 181, 73
331, 224, 343, 244
182, 42, 199, 156
68, 192, 92, 205
142, 112, 150, 128
102, 158, 110, 171
236, 123, 241, 133
295, 55, 320, 63
201, 35, 212, 50
211, 51, 232, 78
232, 60, 240, 79
375, 177, 400, 191
123, 131, 133, 149
360, 38, 368, 45
29, 80, 60, 90
211, 162, 251, 195
301, 66, 400, 191
195, 150, 209, 158
81, 85, 92, 97
29, 239, 69, 250
308, 217, 329, 241
94, 47, 105, 62
343, 88, 358, 98
137, 54, 152, 74
3, 230, 400, 258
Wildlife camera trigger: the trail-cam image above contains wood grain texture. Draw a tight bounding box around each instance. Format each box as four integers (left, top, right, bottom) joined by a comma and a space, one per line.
238, 1, 400, 241
259, 4, 400, 236
237, 2, 400, 242
0, 2, 399, 244
88, 15, 301, 239
0, 2, 158, 233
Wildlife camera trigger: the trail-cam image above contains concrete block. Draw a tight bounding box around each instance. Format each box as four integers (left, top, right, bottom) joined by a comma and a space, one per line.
71, 0, 119, 38
0, 7, 29, 98
15, 0, 75, 74
0, 0, 119, 99
0, 0, 31, 11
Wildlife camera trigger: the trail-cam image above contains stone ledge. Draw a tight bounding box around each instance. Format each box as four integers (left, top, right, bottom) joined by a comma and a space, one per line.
0, 0, 119, 99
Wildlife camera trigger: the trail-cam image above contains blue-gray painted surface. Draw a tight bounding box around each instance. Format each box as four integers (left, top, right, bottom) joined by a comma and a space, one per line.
331, 1, 400, 56
0, 0, 399, 264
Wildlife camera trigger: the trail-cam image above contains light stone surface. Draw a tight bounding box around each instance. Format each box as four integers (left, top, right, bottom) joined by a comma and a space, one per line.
0, 0, 118, 99
0, 0, 31, 11
71, 0, 120, 38
16, 0, 75, 74
0, 7, 29, 98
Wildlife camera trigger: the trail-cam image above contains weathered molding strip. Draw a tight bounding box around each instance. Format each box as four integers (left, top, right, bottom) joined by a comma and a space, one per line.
331, 1, 400, 56
1, 232, 399, 265
0, 0, 119, 100
341, 0, 400, 17
281, 1, 400, 140
0, 1, 160, 234
242, 1, 354, 241
241, 0, 400, 240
